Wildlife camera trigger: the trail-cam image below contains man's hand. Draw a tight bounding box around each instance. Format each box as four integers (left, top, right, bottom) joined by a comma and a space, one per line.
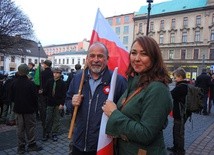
72, 94, 83, 106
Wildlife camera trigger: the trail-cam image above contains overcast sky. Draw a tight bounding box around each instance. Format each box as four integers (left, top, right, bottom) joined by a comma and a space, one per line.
13, 0, 167, 46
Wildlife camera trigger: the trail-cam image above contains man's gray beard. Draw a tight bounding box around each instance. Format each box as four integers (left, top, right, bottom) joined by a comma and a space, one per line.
91, 67, 102, 74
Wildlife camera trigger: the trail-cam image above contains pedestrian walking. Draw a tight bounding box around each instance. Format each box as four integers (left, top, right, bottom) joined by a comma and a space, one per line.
11, 64, 42, 154
167, 67, 191, 155
37, 60, 53, 139
42, 68, 67, 141
195, 68, 212, 115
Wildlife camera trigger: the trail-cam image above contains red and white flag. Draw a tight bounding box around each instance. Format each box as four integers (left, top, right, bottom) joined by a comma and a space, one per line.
90, 8, 129, 77
90, 9, 129, 155
97, 67, 118, 155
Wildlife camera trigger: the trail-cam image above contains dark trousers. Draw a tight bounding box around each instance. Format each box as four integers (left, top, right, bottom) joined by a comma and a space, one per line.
45, 106, 60, 135
16, 113, 36, 148
202, 93, 208, 113
173, 118, 187, 152
38, 95, 47, 135
71, 146, 96, 155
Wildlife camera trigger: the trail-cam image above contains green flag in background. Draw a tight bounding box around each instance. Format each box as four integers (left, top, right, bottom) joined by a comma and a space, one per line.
34, 63, 40, 86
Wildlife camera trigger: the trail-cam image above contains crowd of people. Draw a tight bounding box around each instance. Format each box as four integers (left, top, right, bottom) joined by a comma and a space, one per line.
1, 37, 214, 155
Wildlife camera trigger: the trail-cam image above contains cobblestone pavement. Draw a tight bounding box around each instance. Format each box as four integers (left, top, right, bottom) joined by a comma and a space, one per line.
1, 108, 214, 154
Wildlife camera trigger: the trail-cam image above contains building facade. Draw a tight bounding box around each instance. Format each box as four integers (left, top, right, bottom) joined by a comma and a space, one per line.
0, 39, 47, 72
106, 13, 134, 51
43, 39, 89, 57
50, 50, 87, 71
134, 0, 214, 79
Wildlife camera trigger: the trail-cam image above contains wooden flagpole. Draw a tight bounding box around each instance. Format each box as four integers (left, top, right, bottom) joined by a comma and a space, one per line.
68, 65, 87, 139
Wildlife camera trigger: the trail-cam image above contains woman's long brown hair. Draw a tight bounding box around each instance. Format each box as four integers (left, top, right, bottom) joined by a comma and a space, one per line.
126, 36, 171, 88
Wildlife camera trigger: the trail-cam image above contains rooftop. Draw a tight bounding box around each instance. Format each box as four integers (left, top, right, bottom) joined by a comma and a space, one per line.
135, 0, 208, 16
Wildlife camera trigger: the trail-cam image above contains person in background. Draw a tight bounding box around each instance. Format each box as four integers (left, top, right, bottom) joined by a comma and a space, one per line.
38, 60, 53, 140
11, 64, 42, 154
66, 64, 82, 90
28, 62, 35, 81
102, 36, 172, 155
42, 68, 67, 142
195, 68, 211, 115
65, 42, 127, 155
0, 73, 4, 120
167, 67, 191, 155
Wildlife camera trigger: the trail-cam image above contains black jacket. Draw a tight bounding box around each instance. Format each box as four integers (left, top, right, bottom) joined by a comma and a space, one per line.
44, 78, 67, 106
195, 72, 211, 94
171, 80, 189, 120
41, 67, 53, 90
11, 75, 38, 114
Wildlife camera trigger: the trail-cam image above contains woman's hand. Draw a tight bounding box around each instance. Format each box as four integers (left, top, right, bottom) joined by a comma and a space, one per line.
102, 100, 117, 117
72, 94, 83, 106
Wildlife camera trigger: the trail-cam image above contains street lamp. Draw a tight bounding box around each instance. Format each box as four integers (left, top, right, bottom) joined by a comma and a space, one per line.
38, 41, 41, 64
146, 0, 153, 36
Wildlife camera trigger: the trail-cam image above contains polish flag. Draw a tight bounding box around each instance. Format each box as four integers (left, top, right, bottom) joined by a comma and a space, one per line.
90, 8, 129, 77
89, 9, 129, 155
97, 67, 118, 155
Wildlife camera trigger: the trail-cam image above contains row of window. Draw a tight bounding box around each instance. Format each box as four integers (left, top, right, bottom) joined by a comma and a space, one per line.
54, 58, 86, 65
158, 30, 214, 44
138, 14, 214, 32
108, 15, 131, 26
0, 56, 44, 65
115, 25, 129, 35
168, 49, 214, 60
45, 46, 77, 52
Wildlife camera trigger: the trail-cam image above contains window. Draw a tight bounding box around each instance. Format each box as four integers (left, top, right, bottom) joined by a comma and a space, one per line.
183, 17, 188, 28
83, 58, 86, 64
170, 33, 175, 43
211, 30, 214, 41
123, 26, 129, 34
139, 23, 143, 32
160, 20, 164, 30
169, 50, 174, 59
193, 49, 199, 60
28, 58, 32, 63
67, 58, 69, 64
59, 59, 61, 64
54, 59, 57, 64
171, 19, 176, 29
123, 36, 128, 44
150, 22, 154, 31
72, 58, 74, 64
1, 56, 4, 61
195, 31, 200, 42
21, 57, 24, 63
212, 13, 214, 24
108, 18, 113, 26
78, 58, 80, 64
124, 16, 129, 23
159, 34, 164, 44
63, 59, 65, 64
116, 17, 121, 25
115, 27, 120, 35
182, 32, 187, 43
181, 49, 186, 60
210, 49, 214, 60
196, 15, 201, 26
34, 59, 37, 64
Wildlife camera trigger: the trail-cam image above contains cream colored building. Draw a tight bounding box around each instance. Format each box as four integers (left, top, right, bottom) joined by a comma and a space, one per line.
43, 39, 89, 57
134, 0, 214, 79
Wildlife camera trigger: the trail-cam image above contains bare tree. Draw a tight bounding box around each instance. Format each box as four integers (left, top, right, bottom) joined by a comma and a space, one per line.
0, 0, 35, 50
